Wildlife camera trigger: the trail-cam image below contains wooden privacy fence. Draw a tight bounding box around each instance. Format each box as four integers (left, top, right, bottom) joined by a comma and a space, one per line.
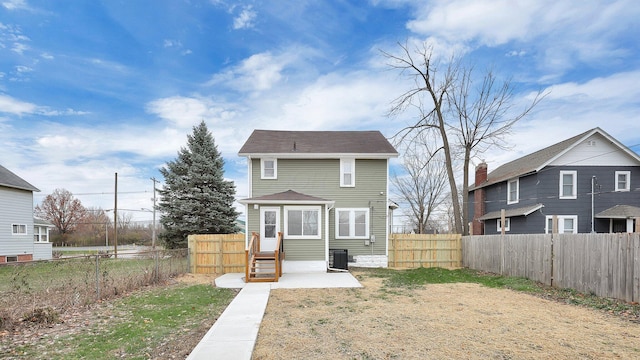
463, 233, 640, 302
389, 233, 462, 269
188, 234, 245, 274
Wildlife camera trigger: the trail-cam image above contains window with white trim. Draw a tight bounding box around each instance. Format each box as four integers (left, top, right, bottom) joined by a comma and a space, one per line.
545, 215, 578, 234
559, 170, 577, 199
284, 206, 321, 239
615, 171, 630, 192
507, 178, 519, 204
335, 208, 370, 239
497, 218, 510, 232
340, 159, 355, 187
261, 159, 277, 179
12, 224, 27, 235
34, 227, 49, 243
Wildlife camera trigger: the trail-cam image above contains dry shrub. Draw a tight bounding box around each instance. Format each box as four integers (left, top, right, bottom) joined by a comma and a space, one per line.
22, 307, 60, 326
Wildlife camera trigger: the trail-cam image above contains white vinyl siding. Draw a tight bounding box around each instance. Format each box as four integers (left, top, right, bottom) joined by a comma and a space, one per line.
615, 171, 630, 192
335, 208, 369, 239
545, 215, 578, 234
284, 206, 321, 239
340, 158, 355, 187
261, 158, 277, 179
507, 178, 519, 204
559, 170, 577, 199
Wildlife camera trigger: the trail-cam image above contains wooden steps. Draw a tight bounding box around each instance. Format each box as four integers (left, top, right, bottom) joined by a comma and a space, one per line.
245, 232, 284, 283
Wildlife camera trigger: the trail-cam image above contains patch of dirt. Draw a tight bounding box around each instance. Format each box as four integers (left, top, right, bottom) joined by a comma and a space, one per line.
253, 270, 640, 359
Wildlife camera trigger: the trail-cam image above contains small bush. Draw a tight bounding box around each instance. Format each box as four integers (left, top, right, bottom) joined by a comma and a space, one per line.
22, 307, 60, 325
52, 251, 63, 259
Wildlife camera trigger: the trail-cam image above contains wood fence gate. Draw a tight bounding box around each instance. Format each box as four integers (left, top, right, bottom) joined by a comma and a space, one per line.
188, 234, 245, 274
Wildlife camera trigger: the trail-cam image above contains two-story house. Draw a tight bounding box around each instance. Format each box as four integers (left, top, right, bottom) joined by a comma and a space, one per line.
469, 127, 640, 235
1, 164, 52, 262
238, 130, 398, 272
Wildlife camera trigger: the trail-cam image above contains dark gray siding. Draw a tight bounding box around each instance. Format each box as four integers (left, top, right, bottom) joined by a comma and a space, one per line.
474, 166, 640, 234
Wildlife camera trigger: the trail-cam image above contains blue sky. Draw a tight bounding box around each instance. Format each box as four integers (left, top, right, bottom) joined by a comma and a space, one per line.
2, 0, 640, 223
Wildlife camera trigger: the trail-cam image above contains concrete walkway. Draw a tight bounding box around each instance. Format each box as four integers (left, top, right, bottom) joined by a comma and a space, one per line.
186, 272, 362, 360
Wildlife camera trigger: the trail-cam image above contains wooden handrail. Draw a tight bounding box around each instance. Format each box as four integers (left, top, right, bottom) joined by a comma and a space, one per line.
245, 232, 259, 282
274, 232, 284, 281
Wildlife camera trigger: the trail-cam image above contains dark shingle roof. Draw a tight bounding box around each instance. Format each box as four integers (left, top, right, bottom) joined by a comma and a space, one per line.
473, 127, 640, 190
238, 130, 398, 157
0, 164, 39, 192
595, 205, 640, 219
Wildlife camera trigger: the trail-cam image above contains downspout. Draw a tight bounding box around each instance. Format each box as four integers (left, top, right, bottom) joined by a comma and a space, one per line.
325, 203, 334, 269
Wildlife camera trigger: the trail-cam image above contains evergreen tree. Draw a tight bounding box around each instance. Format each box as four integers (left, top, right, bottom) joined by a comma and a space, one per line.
158, 121, 239, 248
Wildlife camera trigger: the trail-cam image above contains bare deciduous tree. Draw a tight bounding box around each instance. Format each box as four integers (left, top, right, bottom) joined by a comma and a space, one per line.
393, 133, 448, 234
35, 188, 87, 235
384, 42, 545, 234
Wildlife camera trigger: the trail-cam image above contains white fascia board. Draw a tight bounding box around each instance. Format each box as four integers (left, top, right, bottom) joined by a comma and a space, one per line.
238, 199, 336, 206
238, 152, 398, 159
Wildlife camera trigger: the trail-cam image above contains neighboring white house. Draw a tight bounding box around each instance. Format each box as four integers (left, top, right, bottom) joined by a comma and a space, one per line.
0, 164, 52, 263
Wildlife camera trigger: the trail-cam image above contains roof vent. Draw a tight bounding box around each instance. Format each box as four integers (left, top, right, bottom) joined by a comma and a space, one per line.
587, 140, 596, 147
293, 141, 297, 151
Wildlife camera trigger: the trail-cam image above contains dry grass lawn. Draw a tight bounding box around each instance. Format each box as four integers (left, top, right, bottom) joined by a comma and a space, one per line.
253, 269, 640, 359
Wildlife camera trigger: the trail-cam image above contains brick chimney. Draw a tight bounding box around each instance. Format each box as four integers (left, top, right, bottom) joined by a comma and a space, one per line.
472, 162, 487, 235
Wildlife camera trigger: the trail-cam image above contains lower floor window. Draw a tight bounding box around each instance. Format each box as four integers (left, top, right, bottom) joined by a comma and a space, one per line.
545, 215, 578, 234
336, 208, 369, 239
497, 218, 510, 232
285, 206, 321, 239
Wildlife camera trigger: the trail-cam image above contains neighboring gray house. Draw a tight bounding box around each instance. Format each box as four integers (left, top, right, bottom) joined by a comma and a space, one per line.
238, 130, 398, 272
0, 164, 52, 262
469, 128, 640, 235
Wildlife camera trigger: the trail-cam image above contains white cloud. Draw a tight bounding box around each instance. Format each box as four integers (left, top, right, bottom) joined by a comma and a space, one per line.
0, 94, 36, 115
209, 51, 290, 92
145, 96, 237, 129
2, 0, 28, 10
233, 6, 257, 30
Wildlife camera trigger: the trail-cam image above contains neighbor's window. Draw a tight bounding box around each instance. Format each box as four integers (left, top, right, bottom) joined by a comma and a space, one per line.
33, 227, 49, 243
615, 171, 630, 192
285, 206, 321, 239
261, 158, 277, 179
336, 208, 370, 239
12, 224, 27, 235
545, 215, 578, 234
507, 178, 519, 204
559, 170, 577, 199
340, 159, 355, 187
497, 218, 511, 232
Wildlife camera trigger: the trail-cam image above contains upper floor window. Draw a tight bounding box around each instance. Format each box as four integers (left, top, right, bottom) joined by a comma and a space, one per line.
335, 208, 369, 239
261, 158, 277, 179
340, 159, 355, 187
284, 206, 321, 239
507, 178, 519, 204
615, 171, 630, 192
559, 170, 577, 199
12, 224, 27, 235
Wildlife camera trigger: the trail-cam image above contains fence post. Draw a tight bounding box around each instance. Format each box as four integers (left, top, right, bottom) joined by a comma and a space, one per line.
95, 254, 100, 299
217, 236, 224, 274
154, 250, 159, 282
188, 235, 196, 273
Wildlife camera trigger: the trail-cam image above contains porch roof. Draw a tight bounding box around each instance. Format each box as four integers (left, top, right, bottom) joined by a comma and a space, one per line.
478, 203, 544, 221
595, 205, 640, 219
239, 190, 335, 205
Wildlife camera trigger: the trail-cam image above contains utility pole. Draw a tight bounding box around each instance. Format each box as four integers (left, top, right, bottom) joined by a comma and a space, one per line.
150, 177, 158, 250
114, 172, 118, 259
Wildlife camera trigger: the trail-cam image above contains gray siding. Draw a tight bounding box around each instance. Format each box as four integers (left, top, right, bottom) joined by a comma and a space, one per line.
33, 242, 52, 260
248, 158, 389, 257
474, 166, 640, 234
0, 187, 35, 256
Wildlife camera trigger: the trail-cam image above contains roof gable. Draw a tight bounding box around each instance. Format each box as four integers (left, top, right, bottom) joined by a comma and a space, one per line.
238, 130, 398, 158
476, 128, 640, 189
0, 164, 39, 192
